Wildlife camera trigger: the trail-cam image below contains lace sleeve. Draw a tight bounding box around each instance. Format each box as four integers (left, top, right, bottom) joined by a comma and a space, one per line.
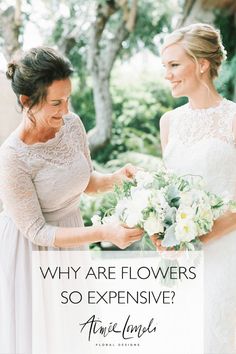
0, 147, 58, 247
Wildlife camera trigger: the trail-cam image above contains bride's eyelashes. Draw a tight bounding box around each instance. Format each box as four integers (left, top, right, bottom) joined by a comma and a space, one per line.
162, 63, 179, 67
162, 63, 180, 69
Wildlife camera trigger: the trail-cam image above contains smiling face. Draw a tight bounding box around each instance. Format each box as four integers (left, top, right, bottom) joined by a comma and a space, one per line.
161, 43, 200, 98
29, 78, 72, 130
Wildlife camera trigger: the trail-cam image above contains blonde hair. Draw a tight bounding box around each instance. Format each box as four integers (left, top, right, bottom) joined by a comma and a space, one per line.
162, 23, 227, 79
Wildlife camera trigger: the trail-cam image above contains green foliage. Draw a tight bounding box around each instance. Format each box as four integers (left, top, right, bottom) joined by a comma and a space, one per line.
80, 192, 116, 227
49, 0, 176, 72
46, 0, 181, 164
71, 78, 96, 131
114, 180, 135, 198
121, 0, 175, 56
214, 10, 236, 61
104, 151, 162, 171
216, 57, 236, 99
214, 10, 236, 100
92, 69, 184, 163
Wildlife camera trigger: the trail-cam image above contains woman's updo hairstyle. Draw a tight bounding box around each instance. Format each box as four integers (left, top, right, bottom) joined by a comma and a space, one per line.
162, 23, 227, 79
6, 46, 73, 111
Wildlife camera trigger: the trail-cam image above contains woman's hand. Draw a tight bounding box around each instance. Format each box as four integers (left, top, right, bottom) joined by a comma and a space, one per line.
85, 164, 139, 195
103, 223, 144, 249
111, 163, 139, 186
150, 234, 168, 251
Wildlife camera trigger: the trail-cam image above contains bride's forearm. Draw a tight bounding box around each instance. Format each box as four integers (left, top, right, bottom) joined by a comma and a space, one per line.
200, 212, 236, 244
54, 225, 106, 248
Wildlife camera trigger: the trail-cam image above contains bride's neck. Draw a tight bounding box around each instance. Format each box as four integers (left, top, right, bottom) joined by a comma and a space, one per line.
188, 83, 222, 110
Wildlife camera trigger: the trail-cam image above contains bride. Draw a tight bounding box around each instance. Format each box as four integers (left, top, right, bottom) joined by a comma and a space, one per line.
155, 23, 236, 353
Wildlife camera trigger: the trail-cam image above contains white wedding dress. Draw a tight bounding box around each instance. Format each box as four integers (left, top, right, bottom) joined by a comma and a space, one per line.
164, 98, 236, 354
0, 113, 92, 354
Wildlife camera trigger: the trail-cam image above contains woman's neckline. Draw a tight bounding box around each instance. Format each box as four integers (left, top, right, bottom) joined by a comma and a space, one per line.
14, 118, 67, 148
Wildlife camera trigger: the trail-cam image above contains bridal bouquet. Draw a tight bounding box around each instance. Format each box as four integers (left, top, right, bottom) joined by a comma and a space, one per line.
92, 168, 236, 250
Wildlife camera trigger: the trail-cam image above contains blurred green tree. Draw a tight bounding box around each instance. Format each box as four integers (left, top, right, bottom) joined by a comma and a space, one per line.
214, 10, 236, 101
0, 0, 22, 60
49, 0, 177, 154
0, 0, 178, 163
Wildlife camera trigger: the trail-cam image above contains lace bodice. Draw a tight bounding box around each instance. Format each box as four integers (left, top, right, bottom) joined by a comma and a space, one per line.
168, 98, 235, 145
164, 99, 236, 198
0, 112, 92, 247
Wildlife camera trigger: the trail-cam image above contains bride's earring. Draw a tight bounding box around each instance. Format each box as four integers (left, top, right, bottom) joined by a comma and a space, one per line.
200, 69, 204, 74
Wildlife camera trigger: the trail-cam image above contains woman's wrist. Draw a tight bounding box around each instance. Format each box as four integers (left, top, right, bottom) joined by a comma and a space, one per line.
110, 170, 120, 183
108, 173, 116, 188
97, 173, 113, 193
98, 224, 109, 242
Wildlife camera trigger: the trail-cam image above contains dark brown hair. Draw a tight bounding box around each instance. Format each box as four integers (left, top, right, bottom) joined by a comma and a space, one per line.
6, 47, 73, 120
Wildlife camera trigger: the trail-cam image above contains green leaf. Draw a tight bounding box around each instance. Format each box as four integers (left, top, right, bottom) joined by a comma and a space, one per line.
162, 224, 180, 247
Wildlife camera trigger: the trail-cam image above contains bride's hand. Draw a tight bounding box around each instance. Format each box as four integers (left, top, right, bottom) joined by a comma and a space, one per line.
199, 231, 214, 244
200, 211, 236, 245
103, 223, 144, 249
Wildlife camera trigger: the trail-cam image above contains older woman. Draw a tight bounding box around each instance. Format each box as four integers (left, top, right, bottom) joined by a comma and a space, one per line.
0, 47, 143, 354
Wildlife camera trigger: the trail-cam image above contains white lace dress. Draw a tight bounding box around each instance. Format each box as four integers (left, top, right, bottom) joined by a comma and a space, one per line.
164, 98, 236, 353
0, 112, 93, 354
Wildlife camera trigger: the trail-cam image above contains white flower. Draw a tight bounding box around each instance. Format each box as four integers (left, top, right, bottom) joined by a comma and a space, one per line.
135, 171, 154, 188
180, 189, 209, 207
130, 186, 151, 207
125, 210, 143, 227
143, 213, 164, 236
175, 220, 197, 242
150, 189, 168, 211
102, 214, 119, 224
196, 205, 213, 223
95, 168, 236, 250
91, 215, 102, 225
194, 204, 214, 234
176, 206, 195, 223
115, 198, 130, 218
115, 197, 144, 227
179, 191, 193, 206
